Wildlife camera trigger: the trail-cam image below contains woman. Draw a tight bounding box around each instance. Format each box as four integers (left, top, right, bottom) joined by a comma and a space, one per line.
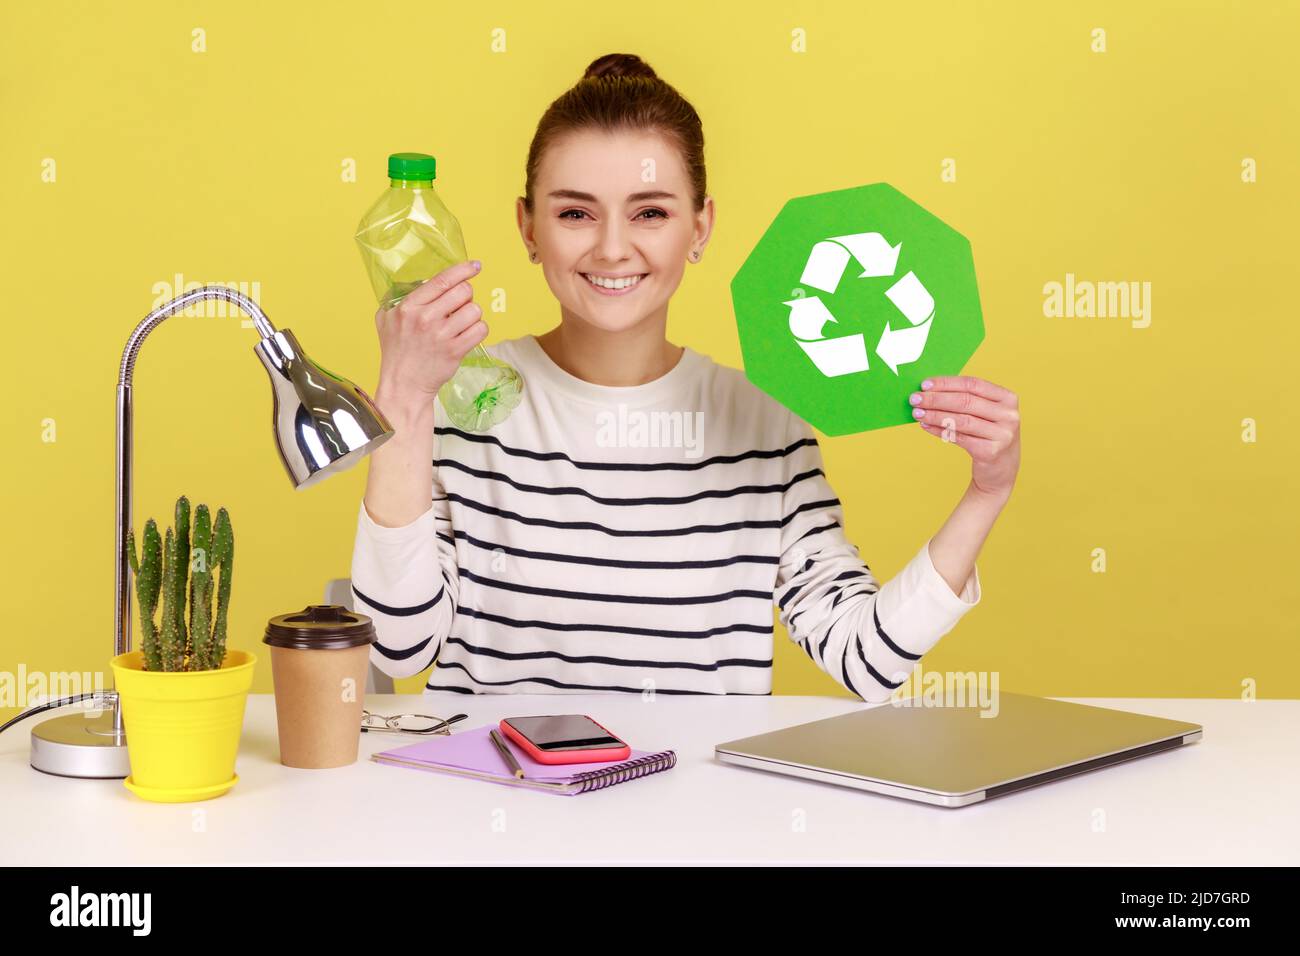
351, 53, 1019, 698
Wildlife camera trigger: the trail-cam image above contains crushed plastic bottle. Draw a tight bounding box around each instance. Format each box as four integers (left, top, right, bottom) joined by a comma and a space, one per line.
355, 152, 522, 431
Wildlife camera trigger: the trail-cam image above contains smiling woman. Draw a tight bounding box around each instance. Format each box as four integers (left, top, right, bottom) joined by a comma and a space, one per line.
512, 53, 712, 370
352, 52, 1010, 699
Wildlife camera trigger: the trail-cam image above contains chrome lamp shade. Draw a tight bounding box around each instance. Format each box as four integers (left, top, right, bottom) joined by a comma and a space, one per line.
26, 286, 393, 779
255, 328, 394, 490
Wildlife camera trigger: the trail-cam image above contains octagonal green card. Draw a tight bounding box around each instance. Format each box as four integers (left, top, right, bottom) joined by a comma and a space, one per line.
730, 183, 984, 436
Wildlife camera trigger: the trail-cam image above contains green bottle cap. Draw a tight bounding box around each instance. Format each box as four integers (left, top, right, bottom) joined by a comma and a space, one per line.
387, 152, 436, 181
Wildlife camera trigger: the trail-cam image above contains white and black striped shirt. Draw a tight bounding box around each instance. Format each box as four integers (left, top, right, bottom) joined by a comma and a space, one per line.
350, 334, 980, 698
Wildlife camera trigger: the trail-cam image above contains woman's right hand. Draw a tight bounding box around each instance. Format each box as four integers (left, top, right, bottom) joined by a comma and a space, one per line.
373, 259, 488, 414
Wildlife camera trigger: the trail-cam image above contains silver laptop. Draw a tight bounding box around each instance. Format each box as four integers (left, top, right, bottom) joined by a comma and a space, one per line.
715, 692, 1202, 807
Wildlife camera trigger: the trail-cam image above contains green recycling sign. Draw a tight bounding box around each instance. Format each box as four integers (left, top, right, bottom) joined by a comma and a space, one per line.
731, 183, 983, 436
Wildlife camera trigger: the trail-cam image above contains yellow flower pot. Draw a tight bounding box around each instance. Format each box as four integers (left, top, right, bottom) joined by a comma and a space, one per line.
109, 649, 257, 803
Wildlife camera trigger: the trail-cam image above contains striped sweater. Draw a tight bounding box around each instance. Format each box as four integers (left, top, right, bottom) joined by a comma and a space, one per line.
350, 333, 981, 698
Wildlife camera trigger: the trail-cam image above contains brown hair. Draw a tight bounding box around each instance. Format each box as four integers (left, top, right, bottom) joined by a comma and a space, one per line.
521, 53, 707, 214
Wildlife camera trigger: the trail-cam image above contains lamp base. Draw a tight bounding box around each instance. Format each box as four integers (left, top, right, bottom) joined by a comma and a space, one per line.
30, 711, 130, 779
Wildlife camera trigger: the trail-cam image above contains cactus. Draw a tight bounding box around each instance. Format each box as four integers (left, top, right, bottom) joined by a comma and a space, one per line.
209, 508, 234, 669
173, 496, 191, 661
188, 504, 214, 670
126, 519, 163, 671
126, 495, 235, 672
158, 528, 183, 671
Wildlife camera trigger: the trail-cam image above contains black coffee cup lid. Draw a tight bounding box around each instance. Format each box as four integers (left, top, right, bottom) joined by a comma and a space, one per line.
263, 604, 376, 650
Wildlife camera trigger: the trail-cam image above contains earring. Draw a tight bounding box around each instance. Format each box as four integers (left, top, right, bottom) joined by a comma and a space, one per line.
529, 250, 538, 262
690, 250, 701, 262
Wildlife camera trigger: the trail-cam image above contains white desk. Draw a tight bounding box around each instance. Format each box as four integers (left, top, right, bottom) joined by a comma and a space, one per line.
2, 695, 1296, 865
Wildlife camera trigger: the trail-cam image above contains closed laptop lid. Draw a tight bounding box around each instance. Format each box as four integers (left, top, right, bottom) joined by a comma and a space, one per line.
715, 692, 1202, 797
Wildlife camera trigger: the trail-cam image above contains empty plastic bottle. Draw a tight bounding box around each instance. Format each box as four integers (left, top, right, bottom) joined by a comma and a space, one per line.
355, 152, 522, 431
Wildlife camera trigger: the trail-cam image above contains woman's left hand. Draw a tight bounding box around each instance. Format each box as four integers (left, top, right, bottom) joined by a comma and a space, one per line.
910, 375, 1020, 501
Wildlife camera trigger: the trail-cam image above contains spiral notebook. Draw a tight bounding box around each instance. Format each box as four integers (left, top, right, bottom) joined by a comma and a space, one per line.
370, 724, 677, 795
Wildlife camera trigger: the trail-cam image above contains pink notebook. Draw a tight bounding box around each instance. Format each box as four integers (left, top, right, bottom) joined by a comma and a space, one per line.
371, 724, 677, 795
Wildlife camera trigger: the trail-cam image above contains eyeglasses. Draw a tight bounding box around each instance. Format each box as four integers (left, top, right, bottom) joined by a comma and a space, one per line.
360, 711, 469, 736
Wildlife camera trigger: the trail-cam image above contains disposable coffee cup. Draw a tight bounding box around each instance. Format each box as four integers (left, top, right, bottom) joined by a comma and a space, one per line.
263, 604, 376, 769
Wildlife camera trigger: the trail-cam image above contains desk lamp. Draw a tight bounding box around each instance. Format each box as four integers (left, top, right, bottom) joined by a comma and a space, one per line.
27, 286, 394, 778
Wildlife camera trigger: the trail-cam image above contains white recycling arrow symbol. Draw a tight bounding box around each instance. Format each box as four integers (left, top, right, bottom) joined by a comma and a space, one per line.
782, 231, 935, 377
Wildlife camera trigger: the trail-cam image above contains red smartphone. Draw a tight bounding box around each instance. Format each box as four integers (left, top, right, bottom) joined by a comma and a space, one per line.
499, 715, 632, 765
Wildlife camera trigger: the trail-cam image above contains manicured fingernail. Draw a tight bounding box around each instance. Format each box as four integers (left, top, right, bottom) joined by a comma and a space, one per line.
921, 379, 933, 390
912, 407, 925, 419
471, 259, 482, 270
909, 392, 922, 405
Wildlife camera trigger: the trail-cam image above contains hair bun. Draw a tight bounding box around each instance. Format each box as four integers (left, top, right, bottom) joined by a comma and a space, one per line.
582, 53, 658, 81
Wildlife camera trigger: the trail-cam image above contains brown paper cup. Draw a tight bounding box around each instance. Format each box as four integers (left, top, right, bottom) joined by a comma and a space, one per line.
268, 643, 370, 769
263, 604, 377, 770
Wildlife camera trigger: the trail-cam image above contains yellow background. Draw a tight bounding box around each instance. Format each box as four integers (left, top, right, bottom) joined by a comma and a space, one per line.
2, 0, 1296, 718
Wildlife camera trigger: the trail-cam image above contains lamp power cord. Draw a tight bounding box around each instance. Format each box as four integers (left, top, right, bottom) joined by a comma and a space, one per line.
0, 692, 117, 736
